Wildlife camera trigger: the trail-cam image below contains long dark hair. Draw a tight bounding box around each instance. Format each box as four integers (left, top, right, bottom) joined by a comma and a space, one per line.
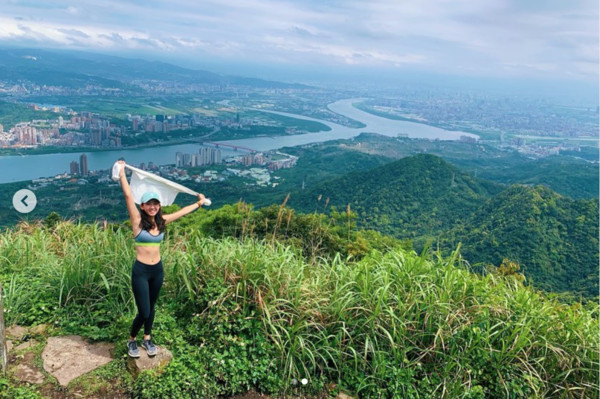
140, 208, 166, 233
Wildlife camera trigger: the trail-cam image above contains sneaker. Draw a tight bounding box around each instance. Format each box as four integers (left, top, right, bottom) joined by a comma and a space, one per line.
127, 340, 140, 358
142, 339, 158, 356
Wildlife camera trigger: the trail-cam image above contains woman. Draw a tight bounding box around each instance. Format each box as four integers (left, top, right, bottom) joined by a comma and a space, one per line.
118, 160, 206, 357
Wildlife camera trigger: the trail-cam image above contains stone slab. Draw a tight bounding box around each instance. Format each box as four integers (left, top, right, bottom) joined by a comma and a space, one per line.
41, 335, 114, 387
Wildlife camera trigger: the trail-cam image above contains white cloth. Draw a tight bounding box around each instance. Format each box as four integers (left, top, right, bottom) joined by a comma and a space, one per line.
111, 162, 203, 205
111, 162, 123, 181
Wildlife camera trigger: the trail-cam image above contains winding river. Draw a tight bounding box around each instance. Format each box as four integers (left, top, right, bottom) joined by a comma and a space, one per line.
0, 98, 477, 183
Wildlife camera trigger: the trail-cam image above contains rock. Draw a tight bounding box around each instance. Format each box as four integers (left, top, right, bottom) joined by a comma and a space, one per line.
14, 363, 45, 384
126, 345, 173, 379
6, 325, 28, 340
41, 335, 114, 387
336, 393, 355, 399
6, 340, 13, 354
30, 324, 49, 336
14, 339, 38, 352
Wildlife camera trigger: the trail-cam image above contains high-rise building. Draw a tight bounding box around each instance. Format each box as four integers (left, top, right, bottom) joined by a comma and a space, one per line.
176, 152, 184, 167
199, 147, 209, 166
70, 161, 79, 175
213, 149, 222, 164
79, 154, 88, 176
16, 125, 37, 145
197, 147, 222, 166
242, 154, 254, 166
92, 129, 102, 146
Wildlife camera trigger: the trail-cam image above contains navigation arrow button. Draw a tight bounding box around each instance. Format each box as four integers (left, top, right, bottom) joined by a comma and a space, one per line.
13, 189, 37, 214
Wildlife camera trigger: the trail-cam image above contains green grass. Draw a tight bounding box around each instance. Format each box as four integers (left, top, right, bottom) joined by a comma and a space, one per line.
0, 219, 598, 398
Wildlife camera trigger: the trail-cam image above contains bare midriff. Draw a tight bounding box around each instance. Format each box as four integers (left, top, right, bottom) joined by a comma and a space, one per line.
136, 246, 161, 265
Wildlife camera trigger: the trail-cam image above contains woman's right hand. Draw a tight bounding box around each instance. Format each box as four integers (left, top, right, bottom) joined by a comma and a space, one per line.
117, 160, 126, 178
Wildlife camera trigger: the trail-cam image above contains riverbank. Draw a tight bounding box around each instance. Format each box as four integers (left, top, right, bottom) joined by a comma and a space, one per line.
0, 98, 482, 183
0, 134, 220, 156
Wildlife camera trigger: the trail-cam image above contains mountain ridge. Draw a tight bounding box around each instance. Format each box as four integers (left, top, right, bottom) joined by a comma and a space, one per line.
286, 153, 598, 297
0, 47, 310, 89
289, 153, 502, 238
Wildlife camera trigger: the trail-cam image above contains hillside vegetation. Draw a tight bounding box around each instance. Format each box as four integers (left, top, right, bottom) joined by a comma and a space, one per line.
287, 154, 599, 298
0, 100, 60, 130
457, 155, 600, 200
327, 134, 599, 200
1, 214, 598, 398
443, 185, 599, 298
290, 154, 501, 239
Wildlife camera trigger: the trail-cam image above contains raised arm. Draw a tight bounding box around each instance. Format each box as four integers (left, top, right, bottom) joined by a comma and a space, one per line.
163, 194, 206, 224
118, 161, 141, 236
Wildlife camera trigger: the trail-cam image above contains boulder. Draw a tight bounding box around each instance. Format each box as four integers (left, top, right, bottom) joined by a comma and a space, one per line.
6, 325, 28, 340
30, 323, 49, 336
126, 345, 173, 379
41, 335, 114, 387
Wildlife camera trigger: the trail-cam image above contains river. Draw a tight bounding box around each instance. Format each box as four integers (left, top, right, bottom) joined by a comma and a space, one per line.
0, 98, 477, 183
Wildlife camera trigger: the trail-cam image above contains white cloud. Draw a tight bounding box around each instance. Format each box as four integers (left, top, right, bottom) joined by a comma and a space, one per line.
0, 0, 596, 80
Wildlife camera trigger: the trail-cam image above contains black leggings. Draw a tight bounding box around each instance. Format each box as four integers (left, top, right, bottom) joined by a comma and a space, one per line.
130, 259, 164, 338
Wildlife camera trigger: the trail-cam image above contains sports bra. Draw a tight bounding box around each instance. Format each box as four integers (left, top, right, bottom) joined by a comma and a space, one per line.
134, 229, 164, 247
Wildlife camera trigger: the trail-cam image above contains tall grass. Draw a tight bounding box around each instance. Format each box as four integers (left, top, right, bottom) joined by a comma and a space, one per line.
163, 233, 598, 397
0, 220, 597, 397
0, 221, 134, 328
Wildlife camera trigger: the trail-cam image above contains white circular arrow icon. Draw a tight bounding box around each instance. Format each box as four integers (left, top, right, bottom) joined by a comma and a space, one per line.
13, 189, 37, 214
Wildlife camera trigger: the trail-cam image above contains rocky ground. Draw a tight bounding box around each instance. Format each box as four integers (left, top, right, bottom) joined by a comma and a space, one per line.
4, 324, 130, 398
3, 324, 353, 399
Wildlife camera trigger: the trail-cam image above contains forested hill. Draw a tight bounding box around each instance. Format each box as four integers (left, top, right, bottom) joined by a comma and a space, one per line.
287, 153, 598, 298
443, 185, 599, 298
289, 153, 502, 239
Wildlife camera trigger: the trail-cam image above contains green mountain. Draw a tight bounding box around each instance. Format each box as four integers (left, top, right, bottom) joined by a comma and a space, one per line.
329, 133, 599, 200
286, 154, 598, 297
453, 155, 599, 200
289, 153, 502, 240
444, 185, 599, 297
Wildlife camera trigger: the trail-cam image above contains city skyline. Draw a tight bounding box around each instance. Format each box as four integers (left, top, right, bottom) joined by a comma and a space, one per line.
0, 0, 597, 86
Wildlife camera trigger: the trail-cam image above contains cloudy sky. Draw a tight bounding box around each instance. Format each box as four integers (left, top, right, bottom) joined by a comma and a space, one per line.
0, 0, 598, 84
